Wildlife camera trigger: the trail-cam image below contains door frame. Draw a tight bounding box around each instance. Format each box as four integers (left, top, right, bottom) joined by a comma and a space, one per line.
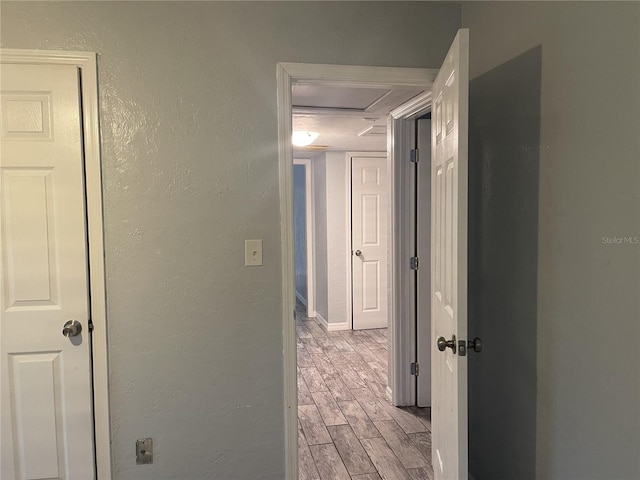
389, 93, 434, 405
293, 158, 316, 317
277, 62, 437, 478
1, 49, 111, 479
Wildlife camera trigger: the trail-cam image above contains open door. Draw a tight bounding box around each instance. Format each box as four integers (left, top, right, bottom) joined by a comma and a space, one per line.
431, 29, 469, 480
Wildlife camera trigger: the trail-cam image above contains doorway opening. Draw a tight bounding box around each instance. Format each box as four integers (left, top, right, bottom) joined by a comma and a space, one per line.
278, 62, 438, 478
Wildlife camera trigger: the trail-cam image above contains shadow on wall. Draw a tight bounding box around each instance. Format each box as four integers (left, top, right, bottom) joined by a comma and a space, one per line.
468, 46, 542, 480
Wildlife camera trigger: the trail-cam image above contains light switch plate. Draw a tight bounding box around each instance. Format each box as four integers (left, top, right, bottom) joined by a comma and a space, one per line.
136, 438, 153, 465
245, 239, 263, 266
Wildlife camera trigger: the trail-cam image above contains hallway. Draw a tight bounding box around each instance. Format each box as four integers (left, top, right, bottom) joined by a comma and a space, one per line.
296, 304, 434, 480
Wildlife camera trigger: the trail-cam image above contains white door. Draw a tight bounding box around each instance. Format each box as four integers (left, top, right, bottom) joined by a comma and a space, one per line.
431, 29, 469, 480
351, 155, 388, 330
1, 63, 96, 479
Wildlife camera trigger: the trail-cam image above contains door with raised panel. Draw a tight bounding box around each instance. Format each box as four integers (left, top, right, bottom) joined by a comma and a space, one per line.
431, 29, 469, 480
1, 63, 96, 479
351, 154, 388, 330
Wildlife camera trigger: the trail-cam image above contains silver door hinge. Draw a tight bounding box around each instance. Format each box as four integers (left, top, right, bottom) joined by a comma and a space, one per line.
410, 257, 419, 270
410, 149, 419, 163
410, 362, 419, 376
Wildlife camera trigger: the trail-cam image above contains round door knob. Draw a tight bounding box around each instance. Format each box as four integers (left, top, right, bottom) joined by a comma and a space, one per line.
62, 320, 82, 338
437, 335, 456, 354
468, 337, 483, 353
355, 250, 362, 256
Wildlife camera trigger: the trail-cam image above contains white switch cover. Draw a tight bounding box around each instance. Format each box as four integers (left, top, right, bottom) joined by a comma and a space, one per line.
245, 239, 263, 266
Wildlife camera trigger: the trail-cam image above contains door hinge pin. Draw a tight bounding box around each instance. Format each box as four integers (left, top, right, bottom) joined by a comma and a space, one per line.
410, 257, 419, 270
410, 149, 419, 163
410, 362, 419, 376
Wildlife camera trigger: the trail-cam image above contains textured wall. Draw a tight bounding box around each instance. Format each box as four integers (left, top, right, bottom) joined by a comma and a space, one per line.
326, 152, 349, 325
0, 2, 461, 478
462, 2, 640, 479
293, 164, 307, 303
313, 153, 329, 322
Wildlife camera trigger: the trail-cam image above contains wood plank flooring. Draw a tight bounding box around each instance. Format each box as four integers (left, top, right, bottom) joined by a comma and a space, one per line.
296, 303, 433, 480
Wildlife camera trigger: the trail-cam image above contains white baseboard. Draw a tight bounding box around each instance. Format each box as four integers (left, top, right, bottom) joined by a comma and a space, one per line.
327, 322, 349, 331
295, 290, 307, 307
315, 312, 328, 329
315, 313, 349, 332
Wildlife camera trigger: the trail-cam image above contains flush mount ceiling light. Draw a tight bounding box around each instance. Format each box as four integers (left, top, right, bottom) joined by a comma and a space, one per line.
292, 131, 319, 147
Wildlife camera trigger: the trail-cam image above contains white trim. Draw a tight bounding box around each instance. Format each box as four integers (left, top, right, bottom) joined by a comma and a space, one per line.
388, 90, 436, 406
278, 62, 435, 479
281, 63, 436, 88
327, 322, 349, 332
0, 49, 111, 479
315, 311, 328, 329
277, 63, 298, 480
390, 91, 434, 120
315, 312, 349, 332
345, 154, 353, 330
293, 159, 315, 317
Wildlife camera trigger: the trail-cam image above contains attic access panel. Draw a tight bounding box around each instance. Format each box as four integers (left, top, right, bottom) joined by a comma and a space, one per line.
292, 84, 391, 110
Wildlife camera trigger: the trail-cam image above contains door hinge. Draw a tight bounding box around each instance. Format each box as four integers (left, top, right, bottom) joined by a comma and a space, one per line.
410, 149, 419, 163
410, 256, 419, 270
88, 318, 94, 332
410, 362, 419, 376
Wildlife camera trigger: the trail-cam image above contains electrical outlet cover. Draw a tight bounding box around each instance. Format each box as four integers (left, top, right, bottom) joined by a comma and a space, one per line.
136, 438, 153, 465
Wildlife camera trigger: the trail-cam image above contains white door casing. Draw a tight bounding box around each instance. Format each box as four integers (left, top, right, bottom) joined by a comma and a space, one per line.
1, 63, 96, 479
351, 155, 388, 330
388, 91, 438, 407
431, 29, 469, 480
278, 63, 436, 477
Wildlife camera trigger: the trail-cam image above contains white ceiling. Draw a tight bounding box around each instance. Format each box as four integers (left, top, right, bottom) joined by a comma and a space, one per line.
291, 83, 426, 158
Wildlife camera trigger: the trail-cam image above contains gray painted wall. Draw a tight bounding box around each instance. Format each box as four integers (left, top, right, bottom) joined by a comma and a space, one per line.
467, 44, 541, 480
313, 153, 329, 322
0, 2, 461, 478
310, 151, 349, 325
293, 164, 307, 304
326, 152, 349, 326
462, 2, 640, 479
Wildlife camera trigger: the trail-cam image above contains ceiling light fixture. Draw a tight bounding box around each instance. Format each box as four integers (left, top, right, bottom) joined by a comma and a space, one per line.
292, 131, 319, 147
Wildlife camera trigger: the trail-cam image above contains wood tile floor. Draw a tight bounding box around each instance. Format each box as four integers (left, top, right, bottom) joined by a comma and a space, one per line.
296, 304, 433, 480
